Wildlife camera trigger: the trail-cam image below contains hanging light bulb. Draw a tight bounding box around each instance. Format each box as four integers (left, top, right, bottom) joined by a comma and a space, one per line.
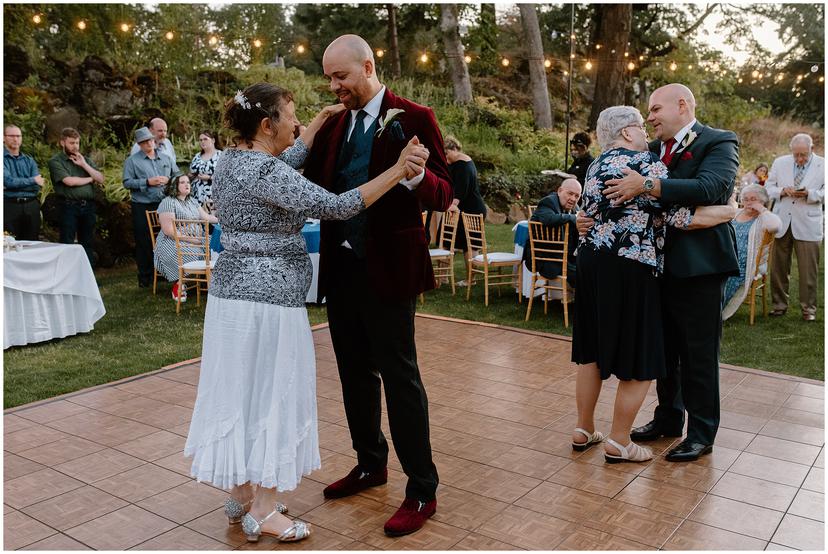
119, 23, 130, 32
751, 70, 759, 78
595, 44, 602, 50
585, 60, 593, 70
776, 72, 784, 81
687, 64, 693, 70
820, 76, 825, 83
544, 59, 552, 68
208, 36, 218, 46
639, 55, 644, 61
563, 70, 569, 76
296, 44, 306, 54
627, 61, 635, 71
811, 65, 819, 73
77, 20, 87, 30
464, 55, 472, 64
419, 53, 428, 63
570, 53, 575, 59
32, 14, 42, 24
375, 48, 384, 58
165, 31, 174, 40
669, 61, 677, 71
738, 77, 743, 83
624, 51, 629, 58
253, 38, 262, 48
501, 58, 510, 67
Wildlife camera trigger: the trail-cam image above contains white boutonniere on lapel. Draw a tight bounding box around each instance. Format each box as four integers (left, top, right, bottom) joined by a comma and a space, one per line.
680, 130, 697, 150
375, 108, 405, 138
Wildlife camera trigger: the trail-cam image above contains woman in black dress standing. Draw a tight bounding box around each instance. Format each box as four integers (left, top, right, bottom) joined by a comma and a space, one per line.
443, 136, 486, 284
571, 106, 735, 463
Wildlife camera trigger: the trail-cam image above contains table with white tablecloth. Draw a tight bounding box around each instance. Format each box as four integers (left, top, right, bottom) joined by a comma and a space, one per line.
4, 241, 106, 349
513, 220, 573, 301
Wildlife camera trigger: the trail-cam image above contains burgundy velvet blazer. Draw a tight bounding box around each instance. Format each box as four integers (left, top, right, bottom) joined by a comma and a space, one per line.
304, 88, 453, 301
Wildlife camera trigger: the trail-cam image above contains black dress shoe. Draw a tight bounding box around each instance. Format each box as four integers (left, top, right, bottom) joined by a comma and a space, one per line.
665, 440, 712, 462
630, 420, 683, 442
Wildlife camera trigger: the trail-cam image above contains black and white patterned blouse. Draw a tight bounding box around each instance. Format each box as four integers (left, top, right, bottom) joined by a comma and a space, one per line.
190, 151, 222, 206
210, 138, 365, 307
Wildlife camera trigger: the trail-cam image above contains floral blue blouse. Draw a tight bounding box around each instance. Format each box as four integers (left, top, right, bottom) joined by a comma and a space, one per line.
580, 147, 693, 274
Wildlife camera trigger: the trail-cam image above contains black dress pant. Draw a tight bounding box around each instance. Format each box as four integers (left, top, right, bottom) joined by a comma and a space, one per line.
131, 201, 160, 286
59, 199, 96, 265
326, 246, 439, 501
654, 273, 726, 445
4, 197, 41, 240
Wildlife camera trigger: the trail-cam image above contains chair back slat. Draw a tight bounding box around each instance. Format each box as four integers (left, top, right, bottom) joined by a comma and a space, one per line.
753, 229, 775, 278
437, 210, 460, 252
461, 213, 487, 257
527, 205, 538, 218
146, 210, 161, 250
173, 218, 211, 270
528, 221, 567, 267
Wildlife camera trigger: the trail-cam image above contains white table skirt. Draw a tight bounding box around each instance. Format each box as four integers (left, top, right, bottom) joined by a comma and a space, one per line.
514, 242, 573, 302
4, 242, 105, 349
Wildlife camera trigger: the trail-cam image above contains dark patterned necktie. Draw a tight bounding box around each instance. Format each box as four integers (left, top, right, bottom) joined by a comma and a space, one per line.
661, 137, 677, 165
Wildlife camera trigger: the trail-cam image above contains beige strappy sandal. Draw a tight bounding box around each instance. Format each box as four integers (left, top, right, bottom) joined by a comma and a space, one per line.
571, 427, 605, 452
604, 437, 653, 463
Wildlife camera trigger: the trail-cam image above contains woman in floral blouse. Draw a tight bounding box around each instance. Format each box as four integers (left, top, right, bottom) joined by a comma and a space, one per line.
190, 130, 223, 209
570, 106, 736, 463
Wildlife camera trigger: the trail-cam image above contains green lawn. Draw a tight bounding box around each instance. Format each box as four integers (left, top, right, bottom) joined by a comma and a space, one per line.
4, 224, 823, 408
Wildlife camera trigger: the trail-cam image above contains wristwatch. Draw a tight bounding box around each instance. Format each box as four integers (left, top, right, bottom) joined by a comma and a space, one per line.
642, 177, 655, 192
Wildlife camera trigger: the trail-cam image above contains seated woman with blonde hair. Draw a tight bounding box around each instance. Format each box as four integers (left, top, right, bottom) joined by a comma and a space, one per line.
722, 183, 782, 319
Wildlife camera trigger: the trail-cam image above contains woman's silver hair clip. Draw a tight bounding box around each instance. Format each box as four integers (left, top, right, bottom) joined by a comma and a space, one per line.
234, 90, 252, 110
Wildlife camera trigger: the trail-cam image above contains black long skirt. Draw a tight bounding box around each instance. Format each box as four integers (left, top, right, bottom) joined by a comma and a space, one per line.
571, 247, 666, 381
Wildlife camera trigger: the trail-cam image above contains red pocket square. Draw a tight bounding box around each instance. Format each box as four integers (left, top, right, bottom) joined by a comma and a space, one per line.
681, 151, 693, 161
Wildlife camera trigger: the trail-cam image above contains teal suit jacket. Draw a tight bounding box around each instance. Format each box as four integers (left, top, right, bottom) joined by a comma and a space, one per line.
650, 122, 740, 278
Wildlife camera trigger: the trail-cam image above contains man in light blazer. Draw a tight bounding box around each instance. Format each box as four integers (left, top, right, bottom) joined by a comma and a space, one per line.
766, 133, 824, 321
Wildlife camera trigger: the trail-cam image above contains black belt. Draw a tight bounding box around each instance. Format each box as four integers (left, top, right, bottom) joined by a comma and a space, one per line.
62, 198, 93, 206
5, 197, 37, 203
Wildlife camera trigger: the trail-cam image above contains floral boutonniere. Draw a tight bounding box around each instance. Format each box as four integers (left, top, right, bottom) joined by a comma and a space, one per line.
680, 130, 698, 149
681, 150, 693, 161
376, 108, 405, 138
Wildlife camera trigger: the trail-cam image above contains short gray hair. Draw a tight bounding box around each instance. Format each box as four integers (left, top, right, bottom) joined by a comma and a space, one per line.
790, 133, 813, 150
740, 183, 770, 206
595, 106, 644, 151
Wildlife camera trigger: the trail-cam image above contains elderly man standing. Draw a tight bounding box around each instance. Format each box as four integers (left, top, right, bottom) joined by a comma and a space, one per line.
48, 127, 104, 264
4, 125, 44, 240
131, 117, 177, 166
596, 83, 740, 462
766, 133, 824, 321
523, 178, 581, 286
123, 127, 176, 288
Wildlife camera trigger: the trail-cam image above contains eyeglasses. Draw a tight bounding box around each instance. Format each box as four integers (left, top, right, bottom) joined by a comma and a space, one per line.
625, 124, 647, 132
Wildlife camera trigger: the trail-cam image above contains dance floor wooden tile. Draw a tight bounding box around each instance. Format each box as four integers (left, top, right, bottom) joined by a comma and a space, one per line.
129, 526, 228, 550
553, 527, 655, 550
20, 485, 128, 531
19, 533, 91, 550
4, 468, 85, 509
3, 510, 58, 550
689, 494, 784, 540
54, 448, 145, 484
771, 513, 825, 550
63, 505, 177, 550
4, 316, 824, 550
661, 520, 767, 550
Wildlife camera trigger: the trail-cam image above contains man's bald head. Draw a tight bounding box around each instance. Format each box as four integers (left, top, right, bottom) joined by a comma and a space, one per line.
148, 118, 168, 142
324, 34, 374, 66
647, 83, 696, 141
557, 178, 582, 211
322, 34, 382, 110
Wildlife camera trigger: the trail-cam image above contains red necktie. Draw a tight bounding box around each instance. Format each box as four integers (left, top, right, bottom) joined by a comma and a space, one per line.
661, 137, 677, 165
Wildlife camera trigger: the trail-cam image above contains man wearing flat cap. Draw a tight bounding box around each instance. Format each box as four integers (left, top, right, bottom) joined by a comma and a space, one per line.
123, 127, 176, 288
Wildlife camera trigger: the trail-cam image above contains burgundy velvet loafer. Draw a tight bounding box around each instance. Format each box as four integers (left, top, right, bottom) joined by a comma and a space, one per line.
384, 498, 437, 537
322, 466, 388, 499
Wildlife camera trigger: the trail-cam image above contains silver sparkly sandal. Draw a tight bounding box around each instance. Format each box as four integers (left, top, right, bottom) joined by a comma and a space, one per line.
224, 498, 287, 524
241, 507, 311, 543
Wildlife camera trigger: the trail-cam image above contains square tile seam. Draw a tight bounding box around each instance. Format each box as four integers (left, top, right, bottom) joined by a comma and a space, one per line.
6, 315, 822, 415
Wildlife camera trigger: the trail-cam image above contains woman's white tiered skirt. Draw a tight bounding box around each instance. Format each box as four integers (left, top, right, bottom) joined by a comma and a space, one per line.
184, 296, 320, 491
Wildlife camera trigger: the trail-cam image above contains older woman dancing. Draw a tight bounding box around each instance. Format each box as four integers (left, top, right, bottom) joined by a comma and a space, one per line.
571, 106, 736, 463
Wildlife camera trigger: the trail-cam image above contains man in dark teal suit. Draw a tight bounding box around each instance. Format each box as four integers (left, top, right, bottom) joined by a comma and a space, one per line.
602, 83, 739, 462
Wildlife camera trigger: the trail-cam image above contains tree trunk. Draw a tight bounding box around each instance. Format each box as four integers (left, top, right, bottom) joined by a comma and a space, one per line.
519, 4, 553, 129
386, 4, 401, 79
440, 4, 473, 104
588, 4, 633, 130
478, 4, 498, 75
